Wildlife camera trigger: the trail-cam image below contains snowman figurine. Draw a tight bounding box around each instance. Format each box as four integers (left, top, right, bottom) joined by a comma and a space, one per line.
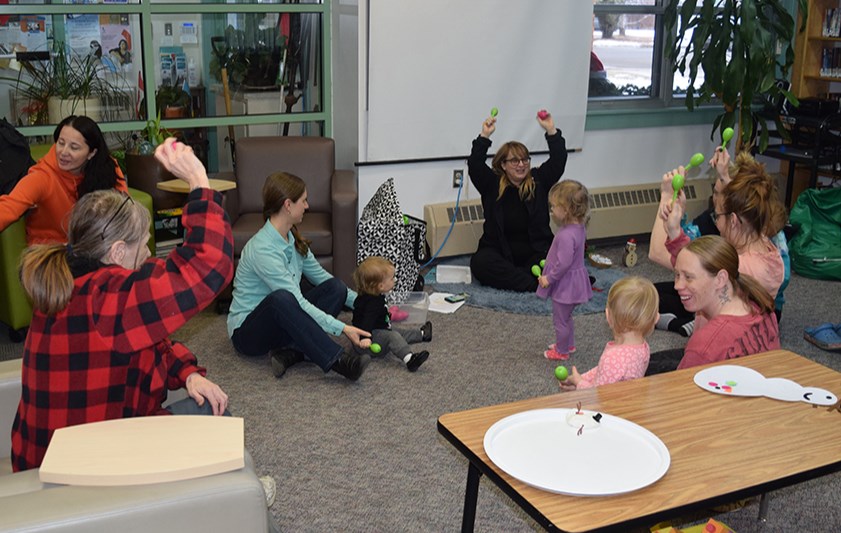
623, 238, 638, 268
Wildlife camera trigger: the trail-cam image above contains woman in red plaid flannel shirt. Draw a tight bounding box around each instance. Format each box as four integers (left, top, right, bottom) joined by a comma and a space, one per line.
10, 139, 234, 472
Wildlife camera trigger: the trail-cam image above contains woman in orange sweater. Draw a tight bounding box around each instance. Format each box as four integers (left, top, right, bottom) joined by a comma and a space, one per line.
0, 115, 127, 244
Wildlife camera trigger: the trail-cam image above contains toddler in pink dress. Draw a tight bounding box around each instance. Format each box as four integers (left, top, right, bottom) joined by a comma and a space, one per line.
558, 276, 659, 390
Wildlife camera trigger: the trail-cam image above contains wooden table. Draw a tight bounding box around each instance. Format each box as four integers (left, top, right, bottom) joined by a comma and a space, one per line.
156, 178, 237, 193
438, 350, 841, 532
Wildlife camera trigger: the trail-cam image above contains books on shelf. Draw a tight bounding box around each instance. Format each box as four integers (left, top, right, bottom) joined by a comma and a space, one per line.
820, 47, 841, 78
825, 8, 841, 38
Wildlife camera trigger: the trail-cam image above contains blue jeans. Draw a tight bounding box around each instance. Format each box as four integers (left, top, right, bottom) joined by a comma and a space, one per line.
231, 278, 347, 372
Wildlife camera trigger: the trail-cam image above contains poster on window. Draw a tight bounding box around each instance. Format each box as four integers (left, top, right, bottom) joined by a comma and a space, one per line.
101, 14, 132, 71
0, 15, 49, 57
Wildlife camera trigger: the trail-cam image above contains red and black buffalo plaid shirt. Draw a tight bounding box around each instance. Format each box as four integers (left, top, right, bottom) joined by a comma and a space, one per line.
11, 188, 233, 472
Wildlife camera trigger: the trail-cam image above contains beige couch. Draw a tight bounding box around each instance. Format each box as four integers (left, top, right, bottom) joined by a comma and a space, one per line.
0, 359, 274, 532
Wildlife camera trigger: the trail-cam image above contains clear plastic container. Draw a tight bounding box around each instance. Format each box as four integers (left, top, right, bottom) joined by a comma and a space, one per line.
393, 292, 429, 324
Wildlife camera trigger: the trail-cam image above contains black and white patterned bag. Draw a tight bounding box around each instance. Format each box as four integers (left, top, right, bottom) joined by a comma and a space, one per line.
357, 178, 428, 304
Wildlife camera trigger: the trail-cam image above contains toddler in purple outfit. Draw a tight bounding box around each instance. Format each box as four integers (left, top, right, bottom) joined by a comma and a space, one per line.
536, 180, 593, 360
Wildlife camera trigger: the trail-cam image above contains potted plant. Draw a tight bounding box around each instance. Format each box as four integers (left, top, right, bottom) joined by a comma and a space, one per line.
2, 42, 123, 124
665, 0, 807, 152
118, 113, 184, 211
155, 83, 191, 118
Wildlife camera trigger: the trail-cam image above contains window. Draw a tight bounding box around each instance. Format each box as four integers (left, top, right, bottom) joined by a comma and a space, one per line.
589, 0, 701, 107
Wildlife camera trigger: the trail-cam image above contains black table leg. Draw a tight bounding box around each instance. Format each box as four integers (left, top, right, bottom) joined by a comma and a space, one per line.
461, 463, 482, 533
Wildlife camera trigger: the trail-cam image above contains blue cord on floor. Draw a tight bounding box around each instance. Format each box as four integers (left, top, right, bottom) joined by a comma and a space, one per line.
420, 175, 464, 270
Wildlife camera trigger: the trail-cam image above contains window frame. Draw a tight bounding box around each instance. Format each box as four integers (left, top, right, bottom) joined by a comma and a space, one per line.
588, 1, 721, 129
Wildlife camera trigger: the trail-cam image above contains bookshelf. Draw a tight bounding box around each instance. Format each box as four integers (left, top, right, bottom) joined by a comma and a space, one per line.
766, 0, 841, 207
792, 0, 841, 99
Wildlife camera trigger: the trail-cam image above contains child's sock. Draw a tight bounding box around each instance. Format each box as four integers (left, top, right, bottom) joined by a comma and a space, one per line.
656, 313, 676, 330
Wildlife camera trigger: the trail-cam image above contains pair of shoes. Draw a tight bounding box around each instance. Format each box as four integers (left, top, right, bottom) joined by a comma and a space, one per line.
420, 321, 433, 342
332, 352, 371, 381
804, 323, 841, 351
388, 305, 409, 322
407, 350, 429, 372
259, 475, 276, 508
270, 349, 304, 378
547, 344, 575, 354
543, 347, 569, 360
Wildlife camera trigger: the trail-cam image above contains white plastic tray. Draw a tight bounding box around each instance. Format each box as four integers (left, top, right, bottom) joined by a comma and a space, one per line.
483, 408, 670, 496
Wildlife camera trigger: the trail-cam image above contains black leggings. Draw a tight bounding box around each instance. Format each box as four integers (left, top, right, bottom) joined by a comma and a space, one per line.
470, 246, 543, 292
645, 348, 684, 376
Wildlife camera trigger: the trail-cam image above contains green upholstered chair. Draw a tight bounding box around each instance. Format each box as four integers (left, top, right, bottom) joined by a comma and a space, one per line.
0, 218, 30, 341
0, 187, 155, 341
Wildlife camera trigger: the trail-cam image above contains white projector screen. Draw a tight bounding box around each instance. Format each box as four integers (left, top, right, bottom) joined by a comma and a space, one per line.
361, 0, 592, 163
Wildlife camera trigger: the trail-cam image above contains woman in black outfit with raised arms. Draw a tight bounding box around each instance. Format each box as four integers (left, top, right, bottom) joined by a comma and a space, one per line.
468, 110, 568, 292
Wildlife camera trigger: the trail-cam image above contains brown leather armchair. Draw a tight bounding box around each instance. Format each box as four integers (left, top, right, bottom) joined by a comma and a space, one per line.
218, 136, 357, 307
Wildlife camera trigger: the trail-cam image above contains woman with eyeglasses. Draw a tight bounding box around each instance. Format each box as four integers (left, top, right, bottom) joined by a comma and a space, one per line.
0, 115, 127, 244
649, 150, 786, 337
467, 110, 568, 292
11, 139, 233, 472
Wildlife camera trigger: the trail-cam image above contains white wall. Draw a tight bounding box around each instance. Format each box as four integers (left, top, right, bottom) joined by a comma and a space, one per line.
331, 2, 779, 220
356, 125, 715, 219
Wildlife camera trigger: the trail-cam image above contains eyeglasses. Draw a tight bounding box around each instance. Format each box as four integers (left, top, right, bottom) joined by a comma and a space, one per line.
504, 157, 531, 166
101, 194, 134, 240
710, 211, 730, 224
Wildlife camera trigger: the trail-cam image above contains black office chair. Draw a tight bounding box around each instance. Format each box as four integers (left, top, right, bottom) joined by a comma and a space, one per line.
758, 83, 841, 208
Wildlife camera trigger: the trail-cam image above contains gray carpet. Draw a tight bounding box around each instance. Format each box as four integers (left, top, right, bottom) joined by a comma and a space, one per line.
425, 255, 624, 316
2, 241, 840, 532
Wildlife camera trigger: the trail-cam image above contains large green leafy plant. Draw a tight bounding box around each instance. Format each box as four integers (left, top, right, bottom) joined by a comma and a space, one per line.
2, 42, 124, 124
665, 0, 807, 152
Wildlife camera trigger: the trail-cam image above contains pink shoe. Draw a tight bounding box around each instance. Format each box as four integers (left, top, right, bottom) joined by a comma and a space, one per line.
547, 344, 575, 354
543, 348, 569, 360
389, 305, 409, 322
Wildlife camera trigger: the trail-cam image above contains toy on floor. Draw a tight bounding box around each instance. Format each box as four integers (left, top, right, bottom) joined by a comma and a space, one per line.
651, 518, 734, 533
587, 252, 612, 269
623, 239, 638, 267
388, 304, 409, 322
720, 127, 734, 149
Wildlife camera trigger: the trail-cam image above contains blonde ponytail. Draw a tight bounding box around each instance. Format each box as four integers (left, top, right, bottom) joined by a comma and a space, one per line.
19, 245, 74, 315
